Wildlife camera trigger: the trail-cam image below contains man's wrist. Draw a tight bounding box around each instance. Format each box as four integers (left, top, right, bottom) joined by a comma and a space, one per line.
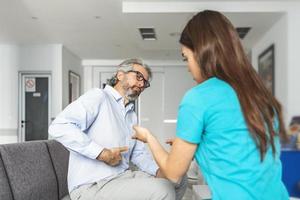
97, 148, 108, 161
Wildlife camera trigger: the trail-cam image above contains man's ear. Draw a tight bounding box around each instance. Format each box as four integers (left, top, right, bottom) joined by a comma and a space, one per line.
116, 71, 125, 82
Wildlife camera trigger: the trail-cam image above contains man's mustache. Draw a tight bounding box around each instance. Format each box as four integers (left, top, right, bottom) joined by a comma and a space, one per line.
132, 86, 142, 93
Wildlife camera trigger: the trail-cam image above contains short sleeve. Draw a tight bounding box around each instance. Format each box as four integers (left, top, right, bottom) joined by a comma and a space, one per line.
176, 95, 205, 144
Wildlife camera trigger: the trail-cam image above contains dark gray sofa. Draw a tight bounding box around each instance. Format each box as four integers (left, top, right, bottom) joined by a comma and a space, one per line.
0, 140, 70, 200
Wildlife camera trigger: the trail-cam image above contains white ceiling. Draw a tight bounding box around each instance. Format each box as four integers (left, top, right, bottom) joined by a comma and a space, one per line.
0, 0, 285, 60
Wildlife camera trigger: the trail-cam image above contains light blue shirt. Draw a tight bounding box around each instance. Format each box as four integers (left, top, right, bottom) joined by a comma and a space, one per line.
49, 85, 158, 192
176, 77, 289, 200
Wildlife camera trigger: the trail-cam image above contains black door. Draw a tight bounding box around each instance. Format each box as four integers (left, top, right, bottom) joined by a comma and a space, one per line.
23, 77, 49, 141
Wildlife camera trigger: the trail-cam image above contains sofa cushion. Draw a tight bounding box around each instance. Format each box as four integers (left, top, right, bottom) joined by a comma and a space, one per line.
0, 156, 13, 200
46, 140, 69, 199
0, 141, 58, 200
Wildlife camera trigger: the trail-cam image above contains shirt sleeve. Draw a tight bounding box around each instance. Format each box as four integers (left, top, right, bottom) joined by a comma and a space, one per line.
48, 89, 104, 159
130, 140, 159, 176
176, 93, 205, 144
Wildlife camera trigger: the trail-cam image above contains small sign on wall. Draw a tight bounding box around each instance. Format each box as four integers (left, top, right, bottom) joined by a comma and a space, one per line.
25, 78, 35, 92
25, 78, 36, 92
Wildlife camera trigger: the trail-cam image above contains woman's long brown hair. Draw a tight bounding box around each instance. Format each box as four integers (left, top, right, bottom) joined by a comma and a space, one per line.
180, 10, 287, 161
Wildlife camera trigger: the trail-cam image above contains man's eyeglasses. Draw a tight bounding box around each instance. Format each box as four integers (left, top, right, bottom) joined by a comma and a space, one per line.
127, 70, 150, 88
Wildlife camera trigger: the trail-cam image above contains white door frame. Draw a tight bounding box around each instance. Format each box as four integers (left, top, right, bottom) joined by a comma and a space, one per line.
18, 71, 52, 142
92, 66, 117, 88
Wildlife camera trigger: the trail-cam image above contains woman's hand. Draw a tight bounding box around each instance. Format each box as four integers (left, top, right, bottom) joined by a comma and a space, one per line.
132, 125, 152, 143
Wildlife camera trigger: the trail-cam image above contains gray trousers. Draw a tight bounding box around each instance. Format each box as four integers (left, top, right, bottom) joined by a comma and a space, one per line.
70, 170, 187, 200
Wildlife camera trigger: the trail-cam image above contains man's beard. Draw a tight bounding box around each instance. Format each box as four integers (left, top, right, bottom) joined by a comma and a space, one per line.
121, 79, 141, 101
125, 88, 140, 101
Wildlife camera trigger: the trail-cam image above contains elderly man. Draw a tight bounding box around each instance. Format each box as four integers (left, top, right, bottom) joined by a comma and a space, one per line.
49, 58, 187, 200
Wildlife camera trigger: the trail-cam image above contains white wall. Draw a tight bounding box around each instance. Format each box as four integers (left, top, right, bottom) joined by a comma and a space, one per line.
19, 44, 63, 117
0, 45, 20, 143
62, 47, 83, 108
83, 66, 93, 93
251, 14, 288, 124
0, 44, 82, 144
163, 66, 195, 148
164, 66, 196, 120
287, 10, 300, 124
252, 8, 300, 125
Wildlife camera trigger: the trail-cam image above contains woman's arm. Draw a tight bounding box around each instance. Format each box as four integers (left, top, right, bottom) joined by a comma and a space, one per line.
133, 126, 197, 183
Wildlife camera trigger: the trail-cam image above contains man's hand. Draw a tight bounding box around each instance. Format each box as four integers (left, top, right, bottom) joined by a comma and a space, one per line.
97, 146, 128, 166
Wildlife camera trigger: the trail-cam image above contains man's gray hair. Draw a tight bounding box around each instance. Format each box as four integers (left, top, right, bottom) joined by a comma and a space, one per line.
107, 58, 152, 87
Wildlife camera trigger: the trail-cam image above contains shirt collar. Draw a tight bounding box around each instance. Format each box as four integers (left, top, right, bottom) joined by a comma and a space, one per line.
126, 102, 134, 111
104, 85, 123, 102
104, 85, 135, 111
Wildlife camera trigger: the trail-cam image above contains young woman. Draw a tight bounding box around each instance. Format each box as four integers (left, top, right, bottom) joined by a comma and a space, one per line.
133, 10, 289, 200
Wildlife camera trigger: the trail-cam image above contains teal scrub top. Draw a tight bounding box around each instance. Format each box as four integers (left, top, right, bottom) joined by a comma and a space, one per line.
176, 77, 289, 200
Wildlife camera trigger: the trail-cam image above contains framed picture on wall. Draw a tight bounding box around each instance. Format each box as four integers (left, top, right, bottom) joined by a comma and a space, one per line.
69, 71, 80, 103
258, 44, 275, 94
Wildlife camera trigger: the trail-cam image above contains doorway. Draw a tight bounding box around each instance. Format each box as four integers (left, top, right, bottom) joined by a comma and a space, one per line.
18, 72, 51, 142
